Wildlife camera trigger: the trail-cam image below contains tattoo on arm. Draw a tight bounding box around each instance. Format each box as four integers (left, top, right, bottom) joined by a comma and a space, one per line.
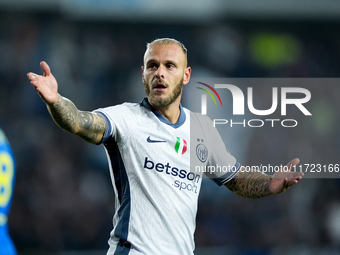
78, 111, 106, 143
224, 167, 272, 198
49, 95, 78, 132
48, 95, 106, 144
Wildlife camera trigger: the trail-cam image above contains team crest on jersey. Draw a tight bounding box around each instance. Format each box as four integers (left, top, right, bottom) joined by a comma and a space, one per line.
174, 137, 187, 156
196, 139, 208, 163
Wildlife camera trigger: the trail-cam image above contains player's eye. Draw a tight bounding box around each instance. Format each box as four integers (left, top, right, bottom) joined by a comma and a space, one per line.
148, 63, 158, 69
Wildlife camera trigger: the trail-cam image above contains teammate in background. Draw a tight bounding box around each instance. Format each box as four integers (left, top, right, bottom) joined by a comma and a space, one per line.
27, 38, 303, 255
0, 128, 17, 255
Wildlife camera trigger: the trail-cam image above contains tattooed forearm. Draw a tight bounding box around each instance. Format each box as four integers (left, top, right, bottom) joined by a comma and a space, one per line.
224, 167, 272, 198
48, 95, 78, 133
47, 94, 106, 144
77, 111, 106, 143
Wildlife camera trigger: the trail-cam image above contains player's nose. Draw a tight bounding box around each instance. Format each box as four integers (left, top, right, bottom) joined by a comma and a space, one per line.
155, 65, 165, 79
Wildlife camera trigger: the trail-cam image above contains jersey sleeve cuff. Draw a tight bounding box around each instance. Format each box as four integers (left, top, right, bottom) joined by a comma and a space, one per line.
94, 111, 112, 144
211, 162, 241, 186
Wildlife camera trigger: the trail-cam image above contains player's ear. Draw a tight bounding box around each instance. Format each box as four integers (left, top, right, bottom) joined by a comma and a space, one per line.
141, 66, 145, 80
183, 66, 191, 85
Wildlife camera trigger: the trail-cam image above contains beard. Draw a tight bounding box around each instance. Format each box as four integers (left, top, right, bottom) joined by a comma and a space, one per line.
144, 77, 183, 107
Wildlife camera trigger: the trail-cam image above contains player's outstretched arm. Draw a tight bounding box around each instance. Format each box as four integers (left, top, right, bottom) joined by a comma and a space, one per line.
224, 158, 304, 198
27, 61, 106, 144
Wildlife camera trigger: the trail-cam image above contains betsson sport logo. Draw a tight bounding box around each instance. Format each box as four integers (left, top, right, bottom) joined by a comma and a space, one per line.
144, 136, 198, 193
196, 82, 312, 128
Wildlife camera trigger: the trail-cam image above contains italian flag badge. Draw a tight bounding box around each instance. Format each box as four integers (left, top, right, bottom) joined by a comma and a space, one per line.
174, 137, 187, 156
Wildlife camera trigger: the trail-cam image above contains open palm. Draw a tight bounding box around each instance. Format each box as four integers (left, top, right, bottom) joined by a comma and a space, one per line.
269, 158, 304, 194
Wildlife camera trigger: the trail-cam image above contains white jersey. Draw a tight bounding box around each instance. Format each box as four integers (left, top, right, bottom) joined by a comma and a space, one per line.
94, 98, 240, 255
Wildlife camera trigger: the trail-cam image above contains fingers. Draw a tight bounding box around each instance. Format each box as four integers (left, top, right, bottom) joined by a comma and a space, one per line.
272, 158, 303, 177
284, 171, 304, 186
287, 158, 300, 170
40, 61, 51, 76
27, 61, 50, 87
27, 72, 39, 87
26, 61, 50, 79
284, 177, 299, 187
286, 158, 304, 179
269, 159, 304, 194
285, 169, 304, 181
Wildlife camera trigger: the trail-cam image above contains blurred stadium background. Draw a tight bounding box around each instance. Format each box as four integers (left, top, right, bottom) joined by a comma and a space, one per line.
1, 0, 340, 254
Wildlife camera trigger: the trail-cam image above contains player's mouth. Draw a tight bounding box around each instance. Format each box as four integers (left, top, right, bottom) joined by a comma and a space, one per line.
153, 81, 168, 92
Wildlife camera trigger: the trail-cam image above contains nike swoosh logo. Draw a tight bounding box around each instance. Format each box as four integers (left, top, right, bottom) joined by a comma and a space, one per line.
147, 136, 167, 143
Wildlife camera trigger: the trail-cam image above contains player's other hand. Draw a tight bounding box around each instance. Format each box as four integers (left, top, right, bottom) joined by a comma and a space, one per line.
27, 61, 59, 106
268, 158, 304, 194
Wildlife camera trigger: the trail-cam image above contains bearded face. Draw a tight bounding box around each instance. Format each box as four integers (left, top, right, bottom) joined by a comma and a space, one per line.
142, 43, 191, 110
143, 77, 183, 107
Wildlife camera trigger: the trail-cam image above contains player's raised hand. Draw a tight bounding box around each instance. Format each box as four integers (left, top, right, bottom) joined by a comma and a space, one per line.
268, 158, 304, 194
27, 61, 59, 105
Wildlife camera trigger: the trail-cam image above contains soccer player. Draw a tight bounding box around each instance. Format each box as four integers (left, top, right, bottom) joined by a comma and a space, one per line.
27, 38, 303, 255
0, 128, 17, 255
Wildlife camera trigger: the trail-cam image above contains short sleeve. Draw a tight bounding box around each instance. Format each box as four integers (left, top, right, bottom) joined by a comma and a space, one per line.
93, 110, 114, 144
92, 102, 141, 145
204, 117, 241, 186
